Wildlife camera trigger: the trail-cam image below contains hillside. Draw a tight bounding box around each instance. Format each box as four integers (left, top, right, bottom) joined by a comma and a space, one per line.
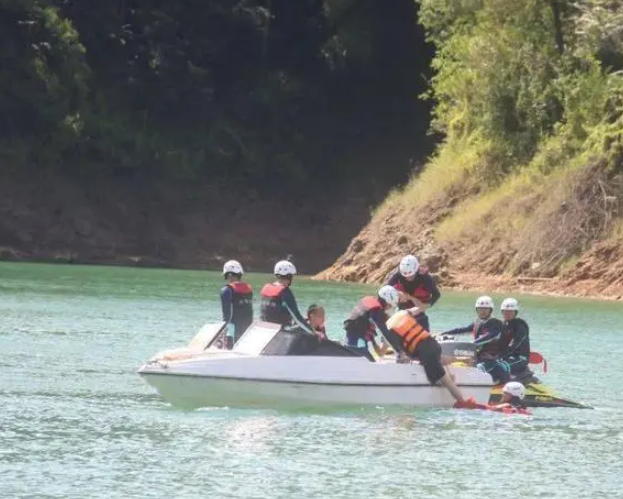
317, 1, 623, 299
0, 1, 434, 271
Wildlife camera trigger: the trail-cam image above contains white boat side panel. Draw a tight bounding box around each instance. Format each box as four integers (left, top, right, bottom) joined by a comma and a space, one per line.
139, 356, 491, 387
139, 372, 492, 410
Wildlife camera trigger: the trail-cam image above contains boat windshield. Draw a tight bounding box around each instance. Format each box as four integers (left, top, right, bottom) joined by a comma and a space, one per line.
234, 321, 282, 356
233, 322, 365, 358
261, 327, 363, 357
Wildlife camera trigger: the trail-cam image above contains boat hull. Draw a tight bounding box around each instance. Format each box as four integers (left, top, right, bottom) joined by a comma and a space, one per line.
138, 356, 492, 410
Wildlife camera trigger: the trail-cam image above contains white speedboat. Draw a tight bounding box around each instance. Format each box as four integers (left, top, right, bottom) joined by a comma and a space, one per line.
138, 322, 493, 410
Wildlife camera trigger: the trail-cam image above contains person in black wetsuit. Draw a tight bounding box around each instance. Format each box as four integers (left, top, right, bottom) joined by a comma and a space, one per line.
442, 295, 509, 384
498, 298, 531, 377
260, 260, 314, 334
220, 260, 253, 349
386, 254, 440, 332
343, 285, 400, 359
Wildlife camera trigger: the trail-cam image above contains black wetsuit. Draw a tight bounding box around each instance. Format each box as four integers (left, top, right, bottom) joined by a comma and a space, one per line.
499, 317, 531, 376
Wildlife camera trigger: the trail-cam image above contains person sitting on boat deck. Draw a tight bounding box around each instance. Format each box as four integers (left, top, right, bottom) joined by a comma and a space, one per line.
498, 298, 531, 377
385, 308, 465, 403
307, 304, 327, 341
343, 285, 399, 359
492, 381, 528, 412
260, 260, 314, 334
386, 254, 440, 332
220, 260, 253, 349
442, 296, 509, 384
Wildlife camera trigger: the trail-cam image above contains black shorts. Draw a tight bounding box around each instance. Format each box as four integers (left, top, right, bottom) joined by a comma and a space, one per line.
415, 337, 446, 385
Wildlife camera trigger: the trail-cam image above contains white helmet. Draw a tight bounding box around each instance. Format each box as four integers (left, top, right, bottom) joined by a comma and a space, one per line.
274, 260, 297, 277
503, 381, 526, 400
223, 260, 244, 276
378, 285, 400, 308
399, 255, 419, 278
475, 295, 494, 309
501, 297, 519, 311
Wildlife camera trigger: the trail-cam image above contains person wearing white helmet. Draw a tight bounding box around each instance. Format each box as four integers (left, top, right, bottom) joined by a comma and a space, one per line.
442, 296, 509, 384
260, 259, 314, 334
220, 260, 253, 349
384, 309, 466, 403
386, 254, 440, 332
343, 285, 399, 359
498, 298, 531, 377
492, 381, 529, 412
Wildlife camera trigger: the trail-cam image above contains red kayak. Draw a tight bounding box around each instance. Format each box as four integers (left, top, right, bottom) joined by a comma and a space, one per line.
454, 397, 532, 415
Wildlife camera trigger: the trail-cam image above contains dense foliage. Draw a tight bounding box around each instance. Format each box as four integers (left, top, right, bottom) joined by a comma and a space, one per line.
418, 0, 623, 180
0, 0, 433, 196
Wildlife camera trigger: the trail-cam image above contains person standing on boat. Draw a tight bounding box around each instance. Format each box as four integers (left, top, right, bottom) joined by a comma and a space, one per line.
442, 296, 508, 384
386, 255, 440, 332
220, 260, 253, 349
498, 298, 531, 376
260, 260, 314, 334
384, 309, 465, 403
343, 285, 399, 358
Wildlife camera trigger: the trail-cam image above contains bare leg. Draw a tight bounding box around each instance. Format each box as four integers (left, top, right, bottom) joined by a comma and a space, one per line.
439, 369, 465, 402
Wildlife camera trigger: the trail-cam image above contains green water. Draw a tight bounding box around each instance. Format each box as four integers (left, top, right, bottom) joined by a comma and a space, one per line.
1, 262, 622, 499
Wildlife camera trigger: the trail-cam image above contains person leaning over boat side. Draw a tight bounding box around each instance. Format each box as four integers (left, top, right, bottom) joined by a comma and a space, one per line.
260, 260, 314, 334
386, 254, 440, 332
384, 309, 465, 402
498, 298, 531, 377
307, 304, 327, 340
442, 296, 509, 384
220, 260, 253, 349
343, 285, 399, 358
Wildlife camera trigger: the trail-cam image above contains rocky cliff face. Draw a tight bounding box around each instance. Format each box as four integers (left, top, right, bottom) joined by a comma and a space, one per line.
315, 181, 623, 300
0, 167, 370, 274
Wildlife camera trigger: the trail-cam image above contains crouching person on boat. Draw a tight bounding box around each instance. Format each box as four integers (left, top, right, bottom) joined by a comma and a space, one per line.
260, 260, 315, 334
442, 296, 509, 384
220, 260, 253, 349
499, 298, 531, 377
385, 309, 465, 403
343, 285, 399, 359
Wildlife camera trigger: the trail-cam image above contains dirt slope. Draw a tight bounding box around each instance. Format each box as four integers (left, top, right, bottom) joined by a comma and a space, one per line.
315, 182, 623, 300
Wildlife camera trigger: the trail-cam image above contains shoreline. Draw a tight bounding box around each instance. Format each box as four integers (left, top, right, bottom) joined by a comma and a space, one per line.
313, 271, 623, 302
3, 252, 622, 301
442, 272, 623, 301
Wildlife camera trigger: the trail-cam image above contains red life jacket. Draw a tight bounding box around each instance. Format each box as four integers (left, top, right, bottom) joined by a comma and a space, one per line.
344, 296, 384, 343
227, 282, 253, 334
490, 405, 532, 415
454, 399, 532, 415
393, 275, 432, 306
260, 282, 290, 326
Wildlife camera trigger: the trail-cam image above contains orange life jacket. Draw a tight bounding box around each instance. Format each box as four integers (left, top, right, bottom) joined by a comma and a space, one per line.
386, 310, 430, 354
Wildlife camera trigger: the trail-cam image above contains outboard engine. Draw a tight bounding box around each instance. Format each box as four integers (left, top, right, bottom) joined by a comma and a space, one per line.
438, 340, 478, 364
